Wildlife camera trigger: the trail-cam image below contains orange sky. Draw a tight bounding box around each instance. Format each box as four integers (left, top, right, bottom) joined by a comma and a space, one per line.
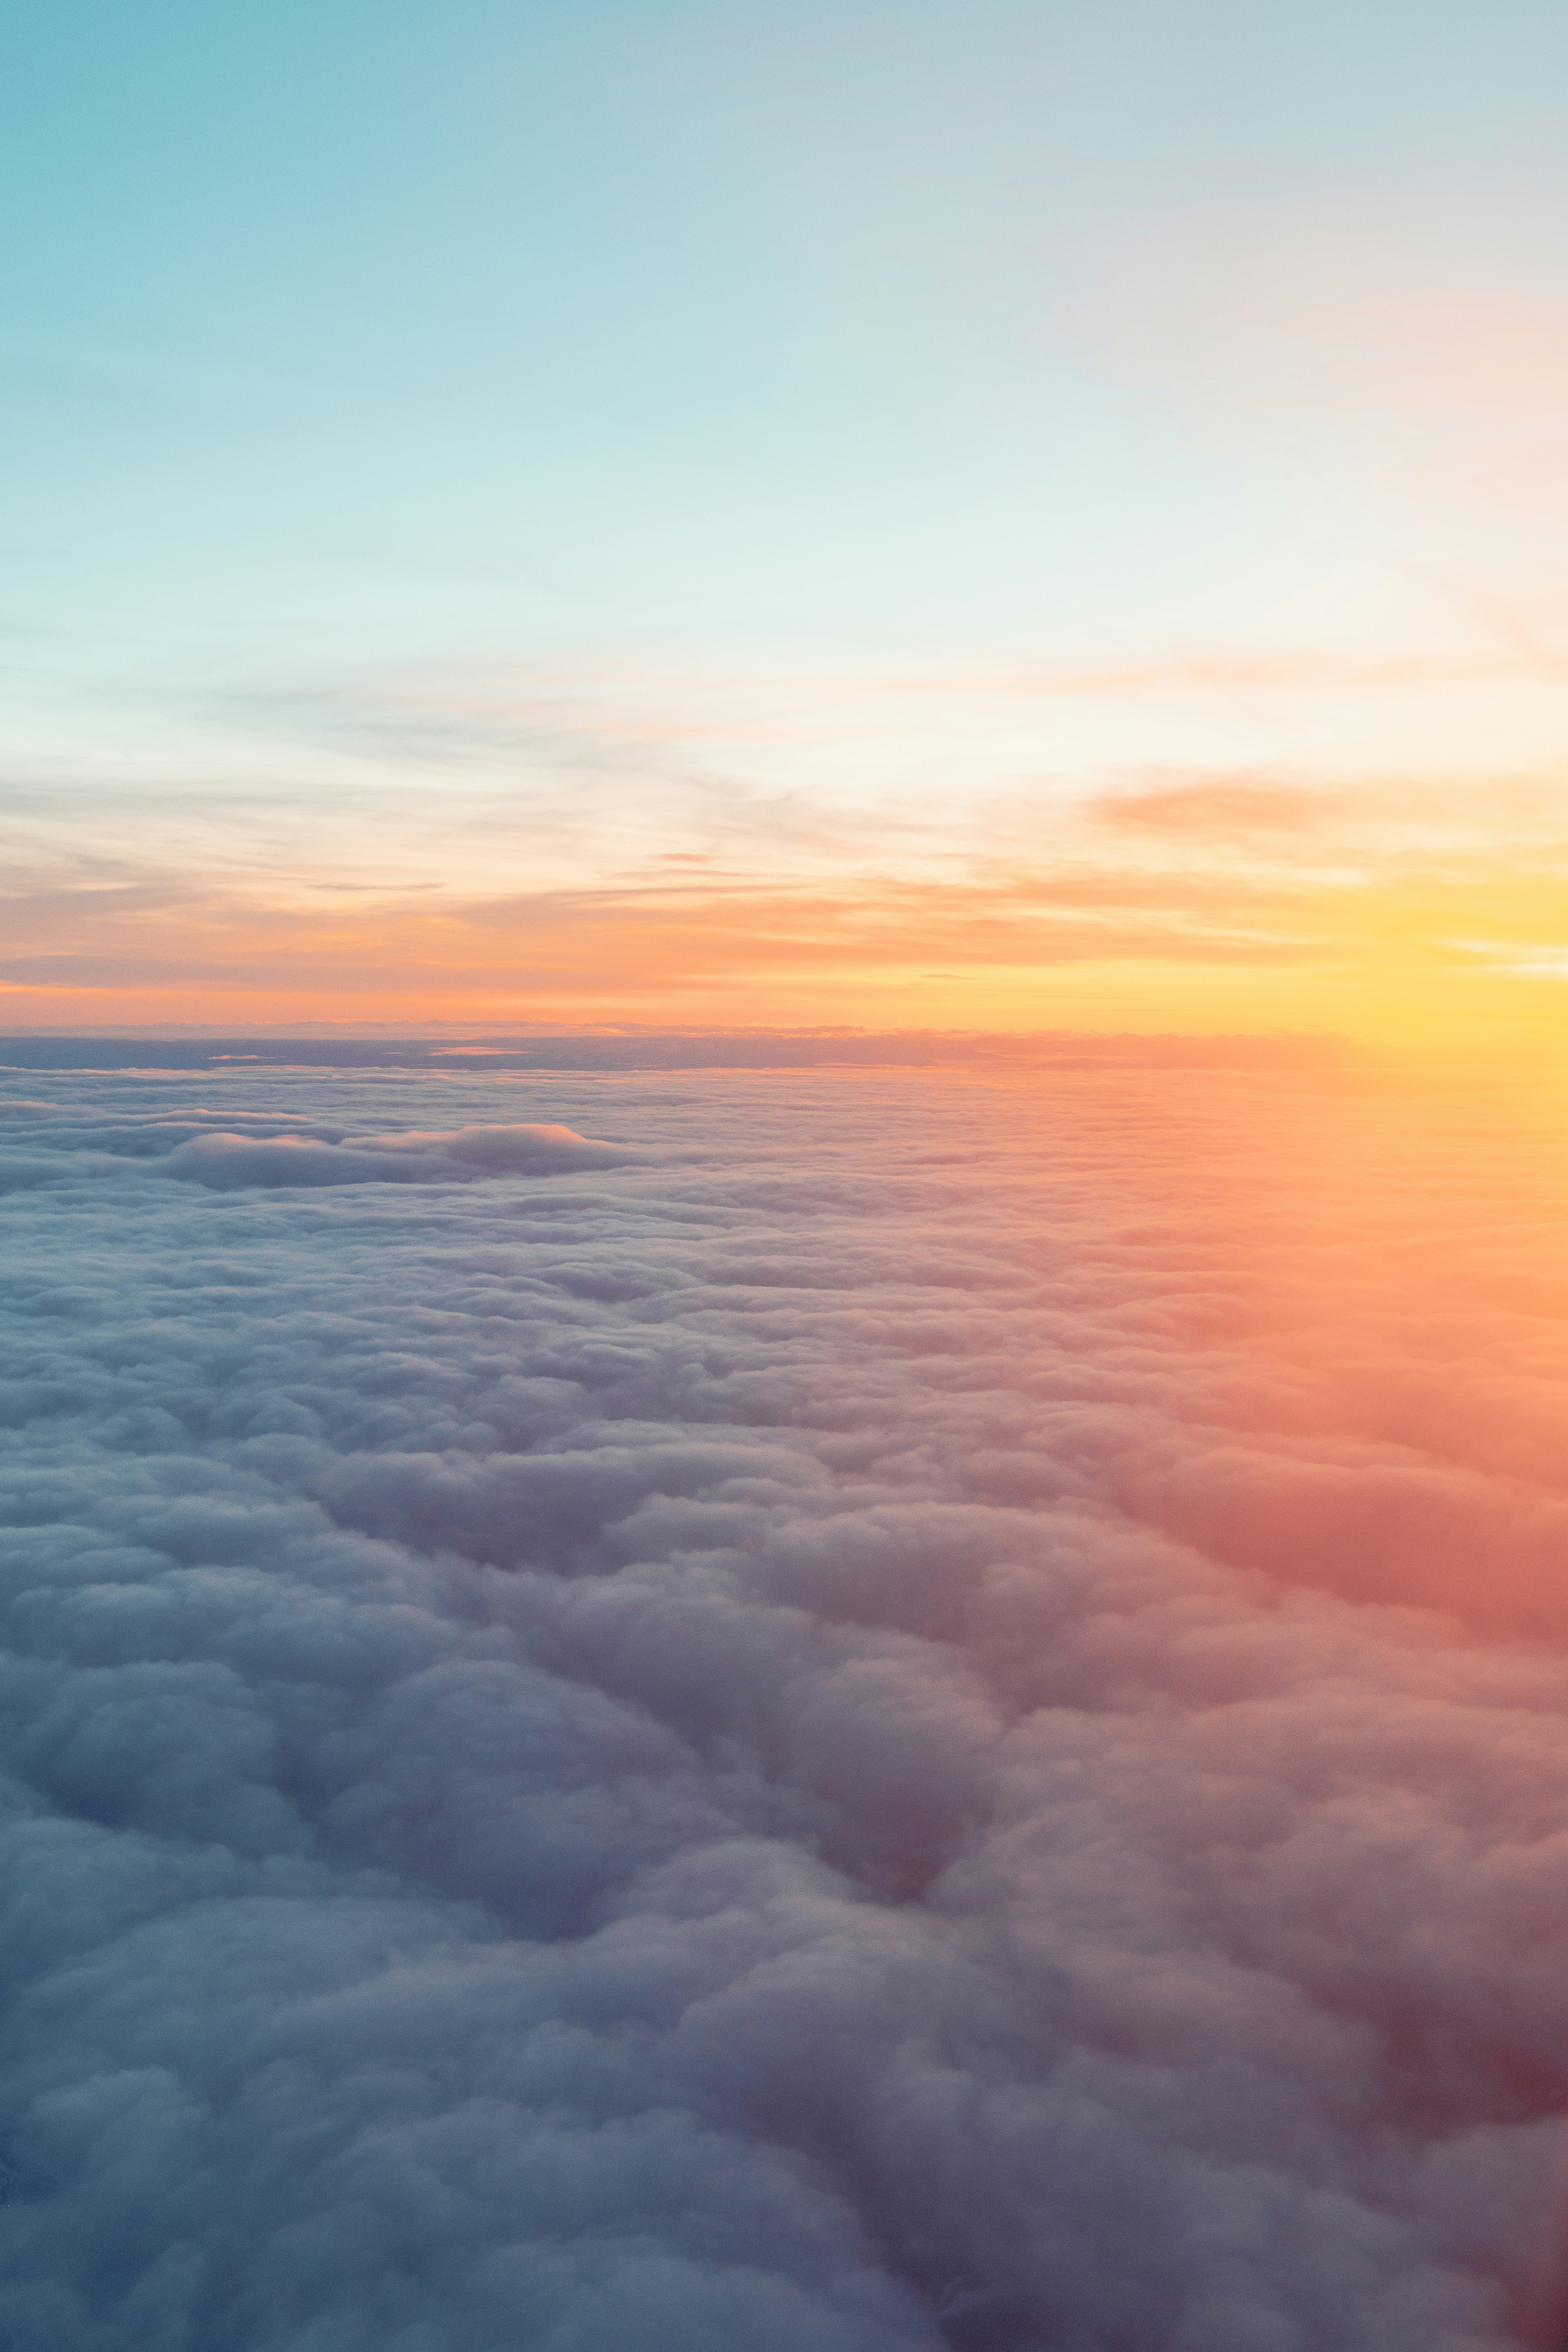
9, 746, 1568, 1056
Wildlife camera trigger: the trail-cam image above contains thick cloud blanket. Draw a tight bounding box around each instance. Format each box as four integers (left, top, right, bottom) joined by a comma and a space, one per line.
2, 1062, 1566, 2352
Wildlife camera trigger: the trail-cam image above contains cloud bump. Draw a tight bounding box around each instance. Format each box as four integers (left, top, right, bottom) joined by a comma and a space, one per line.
2, 1060, 1566, 2351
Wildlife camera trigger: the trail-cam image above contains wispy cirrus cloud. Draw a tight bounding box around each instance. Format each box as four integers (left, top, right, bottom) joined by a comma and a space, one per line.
1094, 780, 1346, 835
6, 641, 1568, 1043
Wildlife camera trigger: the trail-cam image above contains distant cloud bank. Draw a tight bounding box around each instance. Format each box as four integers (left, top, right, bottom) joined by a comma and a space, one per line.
0, 1027, 1351, 1073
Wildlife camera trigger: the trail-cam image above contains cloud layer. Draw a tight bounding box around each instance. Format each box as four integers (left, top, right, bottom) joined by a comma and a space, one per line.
3, 1061, 1567, 2350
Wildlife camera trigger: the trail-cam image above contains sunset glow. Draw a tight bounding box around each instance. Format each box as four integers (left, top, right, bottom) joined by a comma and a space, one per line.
8, 9, 1568, 2351
6, 3, 1568, 1054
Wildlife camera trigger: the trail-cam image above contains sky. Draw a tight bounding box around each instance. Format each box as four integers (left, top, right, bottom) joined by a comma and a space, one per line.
6, 0, 1568, 1046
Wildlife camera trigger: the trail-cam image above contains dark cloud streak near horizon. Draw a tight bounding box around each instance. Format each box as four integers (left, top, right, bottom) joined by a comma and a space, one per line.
2, 1061, 1568, 2351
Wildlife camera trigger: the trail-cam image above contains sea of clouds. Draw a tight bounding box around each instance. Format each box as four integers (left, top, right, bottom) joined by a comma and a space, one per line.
3, 1057, 1568, 2352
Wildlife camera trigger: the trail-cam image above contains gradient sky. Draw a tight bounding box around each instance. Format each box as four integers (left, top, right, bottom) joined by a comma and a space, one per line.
6, 0, 1568, 1042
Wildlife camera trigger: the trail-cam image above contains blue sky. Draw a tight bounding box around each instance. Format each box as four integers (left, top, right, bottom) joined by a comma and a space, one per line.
9, 0, 1567, 671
